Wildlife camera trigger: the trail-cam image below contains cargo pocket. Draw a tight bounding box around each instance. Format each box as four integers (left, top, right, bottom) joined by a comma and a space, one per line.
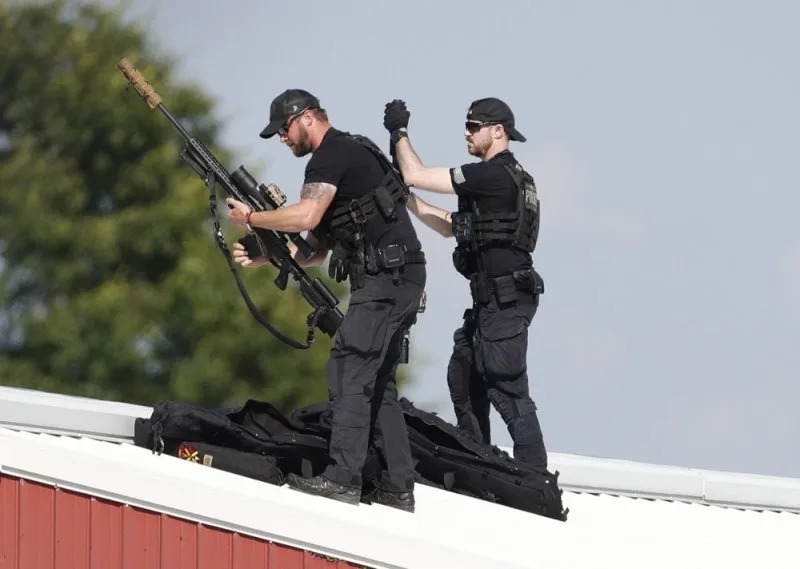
477, 308, 528, 381
337, 296, 395, 357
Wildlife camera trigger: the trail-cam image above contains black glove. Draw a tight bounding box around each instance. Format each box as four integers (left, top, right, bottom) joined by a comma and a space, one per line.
328, 243, 350, 283
349, 248, 366, 290
383, 99, 410, 133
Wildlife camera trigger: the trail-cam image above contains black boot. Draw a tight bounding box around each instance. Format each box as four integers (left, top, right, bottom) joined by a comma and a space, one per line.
286, 474, 361, 505
374, 488, 415, 513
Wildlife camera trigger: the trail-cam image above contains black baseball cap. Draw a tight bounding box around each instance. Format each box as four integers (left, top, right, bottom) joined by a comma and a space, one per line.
467, 97, 526, 142
259, 89, 321, 139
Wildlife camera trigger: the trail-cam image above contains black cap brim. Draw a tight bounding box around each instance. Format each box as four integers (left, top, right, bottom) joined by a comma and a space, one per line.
507, 126, 527, 143
259, 119, 283, 139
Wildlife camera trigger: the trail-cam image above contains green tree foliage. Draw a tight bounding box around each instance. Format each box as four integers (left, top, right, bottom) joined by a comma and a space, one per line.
0, 1, 345, 409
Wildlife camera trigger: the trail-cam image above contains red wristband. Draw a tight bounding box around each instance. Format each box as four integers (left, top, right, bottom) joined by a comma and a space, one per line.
245, 211, 254, 232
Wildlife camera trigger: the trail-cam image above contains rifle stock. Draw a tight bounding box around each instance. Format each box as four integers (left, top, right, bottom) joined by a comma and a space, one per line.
117, 57, 343, 346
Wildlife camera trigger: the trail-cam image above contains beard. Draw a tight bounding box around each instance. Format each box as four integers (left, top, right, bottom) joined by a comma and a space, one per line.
467, 137, 490, 159
289, 124, 313, 157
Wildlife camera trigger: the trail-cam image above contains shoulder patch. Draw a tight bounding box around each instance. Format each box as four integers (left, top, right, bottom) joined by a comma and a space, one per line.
453, 167, 466, 185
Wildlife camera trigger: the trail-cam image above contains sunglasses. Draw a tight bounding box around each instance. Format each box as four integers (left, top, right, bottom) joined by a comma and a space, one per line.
278, 107, 311, 137
465, 121, 500, 134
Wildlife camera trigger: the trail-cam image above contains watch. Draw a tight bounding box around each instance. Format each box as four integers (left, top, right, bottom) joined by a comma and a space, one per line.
390, 129, 409, 145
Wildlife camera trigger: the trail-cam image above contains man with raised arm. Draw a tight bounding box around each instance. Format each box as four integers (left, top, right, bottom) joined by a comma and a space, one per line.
383, 98, 547, 469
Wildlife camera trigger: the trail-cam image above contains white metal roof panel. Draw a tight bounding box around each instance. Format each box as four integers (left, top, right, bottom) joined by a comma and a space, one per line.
549, 452, 800, 512
0, 427, 552, 569
1, 426, 798, 569
4, 386, 800, 511
2, 387, 799, 568
0, 386, 148, 441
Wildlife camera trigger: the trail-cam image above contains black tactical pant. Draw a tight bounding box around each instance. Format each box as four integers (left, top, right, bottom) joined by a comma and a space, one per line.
446, 290, 547, 469
323, 265, 426, 492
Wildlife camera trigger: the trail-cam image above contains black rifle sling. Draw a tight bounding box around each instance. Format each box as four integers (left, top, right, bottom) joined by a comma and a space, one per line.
349, 133, 397, 173
205, 171, 319, 349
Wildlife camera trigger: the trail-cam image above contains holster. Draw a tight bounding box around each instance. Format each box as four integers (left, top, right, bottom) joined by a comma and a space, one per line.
374, 185, 397, 221
451, 248, 471, 279
468, 274, 492, 304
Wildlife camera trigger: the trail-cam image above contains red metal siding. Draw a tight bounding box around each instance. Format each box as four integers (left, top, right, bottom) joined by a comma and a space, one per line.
1, 471, 19, 569
55, 489, 90, 569
0, 474, 370, 569
18, 475, 54, 569
161, 515, 197, 568
90, 496, 122, 566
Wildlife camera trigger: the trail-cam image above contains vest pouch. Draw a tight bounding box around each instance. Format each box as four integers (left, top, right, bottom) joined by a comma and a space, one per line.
377, 243, 406, 269
511, 269, 544, 295
452, 212, 473, 246
374, 185, 397, 221
491, 274, 518, 304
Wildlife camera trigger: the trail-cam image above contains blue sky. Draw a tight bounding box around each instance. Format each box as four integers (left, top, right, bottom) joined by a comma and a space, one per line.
113, 0, 800, 477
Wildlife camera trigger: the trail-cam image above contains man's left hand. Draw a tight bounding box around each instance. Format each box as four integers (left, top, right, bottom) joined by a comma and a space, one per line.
226, 197, 251, 230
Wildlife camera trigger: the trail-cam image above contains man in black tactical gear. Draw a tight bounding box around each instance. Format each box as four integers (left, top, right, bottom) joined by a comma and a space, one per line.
228, 89, 426, 511
382, 97, 548, 469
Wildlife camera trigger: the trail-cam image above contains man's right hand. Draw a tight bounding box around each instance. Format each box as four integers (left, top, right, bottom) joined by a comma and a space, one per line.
384, 99, 410, 132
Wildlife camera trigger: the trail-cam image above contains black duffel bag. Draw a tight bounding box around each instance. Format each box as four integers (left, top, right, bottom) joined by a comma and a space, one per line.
133, 397, 567, 521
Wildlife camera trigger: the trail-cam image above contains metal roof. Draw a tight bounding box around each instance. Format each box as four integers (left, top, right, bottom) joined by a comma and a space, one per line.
1, 386, 798, 568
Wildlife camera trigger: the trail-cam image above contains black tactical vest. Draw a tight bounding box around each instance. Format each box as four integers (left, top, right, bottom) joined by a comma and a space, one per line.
452, 159, 540, 253
324, 134, 409, 244
320, 134, 417, 289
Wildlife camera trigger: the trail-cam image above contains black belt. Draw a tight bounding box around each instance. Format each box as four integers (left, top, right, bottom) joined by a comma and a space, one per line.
469, 269, 543, 304
367, 244, 426, 274
399, 250, 426, 265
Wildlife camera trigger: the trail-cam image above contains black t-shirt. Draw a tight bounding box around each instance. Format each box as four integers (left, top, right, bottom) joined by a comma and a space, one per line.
449, 150, 533, 277
305, 128, 421, 253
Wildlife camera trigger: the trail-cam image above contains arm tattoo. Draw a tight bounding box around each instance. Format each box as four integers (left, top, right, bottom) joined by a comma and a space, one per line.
300, 182, 336, 201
